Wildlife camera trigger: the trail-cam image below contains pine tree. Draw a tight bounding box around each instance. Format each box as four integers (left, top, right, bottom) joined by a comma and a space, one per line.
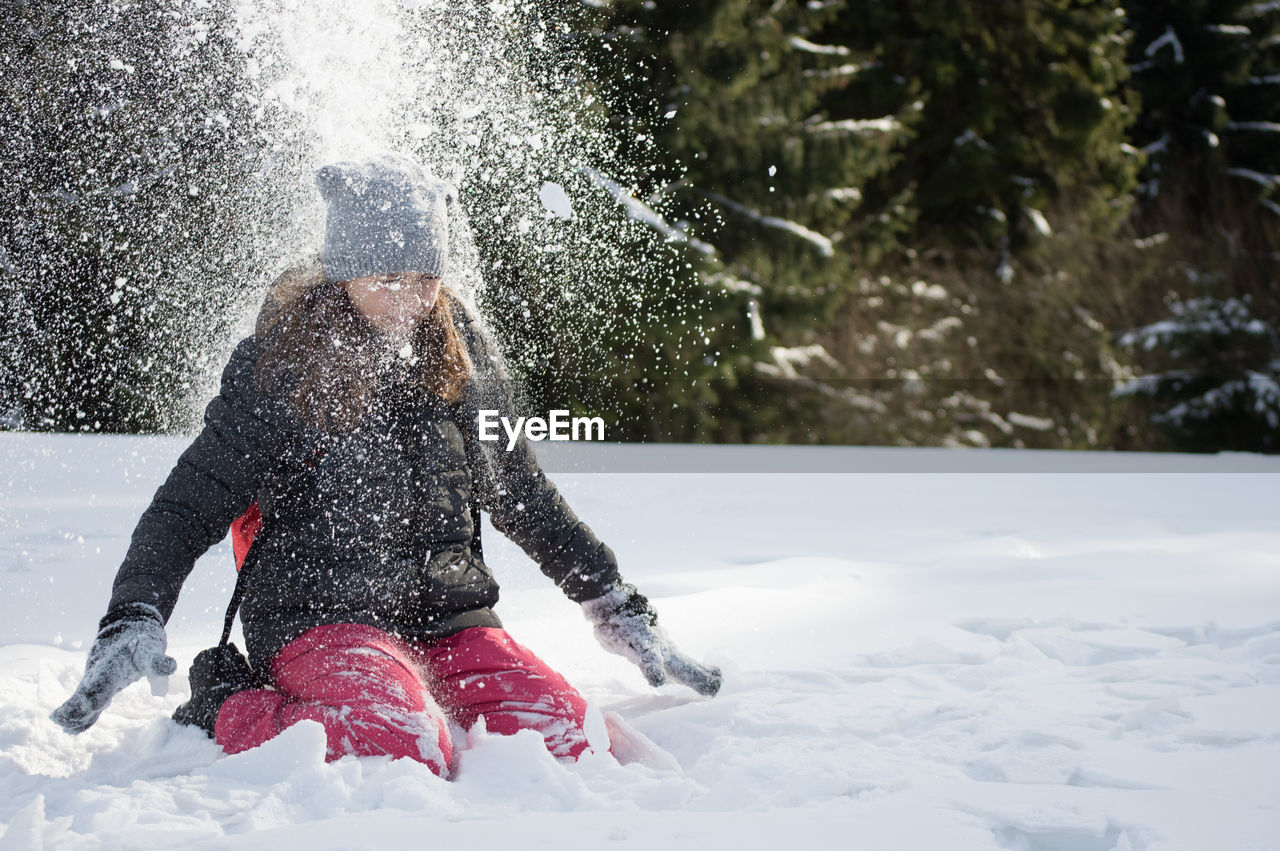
816, 0, 1142, 448
1117, 0, 1280, 452
581, 0, 910, 442
828, 0, 1137, 257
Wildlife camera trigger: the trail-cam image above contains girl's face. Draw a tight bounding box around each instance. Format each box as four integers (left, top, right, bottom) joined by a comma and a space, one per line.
343, 273, 442, 336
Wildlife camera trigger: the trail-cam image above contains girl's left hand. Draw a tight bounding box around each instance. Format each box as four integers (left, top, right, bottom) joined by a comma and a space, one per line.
581, 584, 722, 697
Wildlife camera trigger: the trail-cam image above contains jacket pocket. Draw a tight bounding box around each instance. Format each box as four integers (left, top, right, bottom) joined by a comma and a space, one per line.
410, 545, 499, 615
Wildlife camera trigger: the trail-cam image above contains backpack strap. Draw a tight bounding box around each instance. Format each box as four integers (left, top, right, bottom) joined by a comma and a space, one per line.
219, 553, 254, 647
220, 438, 329, 647
469, 495, 484, 560
448, 398, 485, 560
460, 423, 484, 560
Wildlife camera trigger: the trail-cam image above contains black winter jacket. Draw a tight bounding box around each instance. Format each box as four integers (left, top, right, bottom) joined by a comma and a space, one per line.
107, 305, 621, 671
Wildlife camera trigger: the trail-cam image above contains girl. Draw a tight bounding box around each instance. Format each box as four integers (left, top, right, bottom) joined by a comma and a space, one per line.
50, 154, 720, 775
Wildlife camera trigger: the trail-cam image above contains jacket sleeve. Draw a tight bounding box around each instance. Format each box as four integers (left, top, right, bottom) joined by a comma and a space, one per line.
453, 304, 621, 603
107, 336, 290, 620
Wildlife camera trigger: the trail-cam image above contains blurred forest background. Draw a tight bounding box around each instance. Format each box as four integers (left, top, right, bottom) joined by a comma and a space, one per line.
2, 0, 1278, 452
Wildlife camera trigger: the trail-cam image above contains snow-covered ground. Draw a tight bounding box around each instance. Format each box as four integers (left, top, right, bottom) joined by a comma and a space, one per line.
1, 433, 1278, 850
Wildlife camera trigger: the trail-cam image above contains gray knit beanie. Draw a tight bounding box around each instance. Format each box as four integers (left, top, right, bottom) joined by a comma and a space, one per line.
315, 153, 456, 282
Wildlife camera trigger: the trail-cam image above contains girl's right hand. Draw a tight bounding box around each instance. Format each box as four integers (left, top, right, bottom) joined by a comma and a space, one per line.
50, 603, 176, 734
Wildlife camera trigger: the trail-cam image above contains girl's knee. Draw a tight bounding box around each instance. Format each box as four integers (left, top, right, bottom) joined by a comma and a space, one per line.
270, 624, 430, 710
214, 688, 288, 755
543, 716, 591, 761
477, 694, 591, 761
213, 688, 452, 776
325, 705, 452, 775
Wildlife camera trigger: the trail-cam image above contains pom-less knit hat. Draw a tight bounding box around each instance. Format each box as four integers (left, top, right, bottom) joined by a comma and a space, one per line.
315, 153, 456, 282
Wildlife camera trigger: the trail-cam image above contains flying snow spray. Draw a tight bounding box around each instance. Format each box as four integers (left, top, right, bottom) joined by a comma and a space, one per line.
0, 0, 710, 434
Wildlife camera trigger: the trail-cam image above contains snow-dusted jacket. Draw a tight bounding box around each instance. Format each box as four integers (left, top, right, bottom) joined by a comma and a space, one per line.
106, 304, 621, 670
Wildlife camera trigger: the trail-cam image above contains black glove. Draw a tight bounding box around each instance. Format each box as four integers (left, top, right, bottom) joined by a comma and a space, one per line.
50, 603, 177, 734
173, 642, 262, 737
581, 584, 722, 697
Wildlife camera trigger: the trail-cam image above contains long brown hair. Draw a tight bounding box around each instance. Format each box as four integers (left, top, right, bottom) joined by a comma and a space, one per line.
254, 257, 473, 433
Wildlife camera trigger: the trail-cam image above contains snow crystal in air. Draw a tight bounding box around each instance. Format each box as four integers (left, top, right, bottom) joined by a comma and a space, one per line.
538, 182, 574, 220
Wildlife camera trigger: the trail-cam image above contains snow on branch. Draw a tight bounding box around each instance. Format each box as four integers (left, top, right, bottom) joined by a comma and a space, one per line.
1007, 412, 1055, 432
1227, 168, 1280, 189
805, 117, 900, 136
1154, 374, 1280, 430
1118, 297, 1274, 351
581, 167, 717, 257
788, 36, 851, 56
703, 270, 763, 296
1145, 25, 1185, 64
1142, 133, 1171, 155
1243, 1, 1280, 16
1025, 207, 1052, 237
876, 316, 962, 348
1228, 121, 1280, 133
764, 344, 841, 378
1248, 373, 1280, 427
954, 128, 995, 150
1112, 371, 1198, 398
755, 349, 886, 413
701, 190, 835, 257
825, 187, 863, 203
1203, 24, 1252, 36
746, 298, 765, 340
803, 63, 873, 79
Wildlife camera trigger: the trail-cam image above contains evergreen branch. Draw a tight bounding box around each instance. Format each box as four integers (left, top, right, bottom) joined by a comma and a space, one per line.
698, 189, 835, 257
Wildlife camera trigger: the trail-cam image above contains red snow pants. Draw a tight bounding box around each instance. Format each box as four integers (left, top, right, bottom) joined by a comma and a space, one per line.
213, 624, 591, 776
